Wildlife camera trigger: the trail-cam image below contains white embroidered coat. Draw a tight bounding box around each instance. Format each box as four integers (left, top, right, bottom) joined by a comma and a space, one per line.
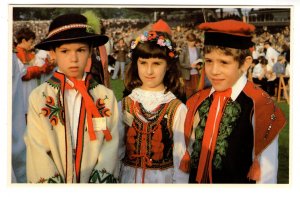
24, 72, 119, 183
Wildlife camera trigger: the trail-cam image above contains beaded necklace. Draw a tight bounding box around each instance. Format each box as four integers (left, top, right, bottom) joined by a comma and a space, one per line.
134, 101, 166, 122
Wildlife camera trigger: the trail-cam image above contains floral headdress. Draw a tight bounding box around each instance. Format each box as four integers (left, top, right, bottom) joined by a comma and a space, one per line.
130, 31, 178, 59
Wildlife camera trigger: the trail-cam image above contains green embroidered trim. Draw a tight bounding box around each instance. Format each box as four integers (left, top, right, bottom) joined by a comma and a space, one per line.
88, 169, 118, 183
46, 77, 61, 90
88, 77, 99, 90
36, 173, 64, 183
190, 97, 241, 170
190, 98, 211, 169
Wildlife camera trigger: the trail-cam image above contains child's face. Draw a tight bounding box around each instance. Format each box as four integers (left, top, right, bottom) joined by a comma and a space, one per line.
50, 42, 91, 80
21, 38, 34, 50
137, 57, 167, 91
204, 50, 248, 92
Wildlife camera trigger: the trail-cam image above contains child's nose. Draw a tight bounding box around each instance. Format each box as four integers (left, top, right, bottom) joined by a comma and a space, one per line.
211, 64, 220, 74
147, 64, 153, 74
70, 52, 78, 62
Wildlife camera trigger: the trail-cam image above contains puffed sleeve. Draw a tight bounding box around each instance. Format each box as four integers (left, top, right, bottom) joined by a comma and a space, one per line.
172, 103, 189, 183
257, 135, 279, 183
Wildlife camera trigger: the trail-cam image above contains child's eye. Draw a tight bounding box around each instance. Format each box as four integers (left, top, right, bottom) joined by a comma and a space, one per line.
78, 48, 86, 52
220, 61, 228, 64
205, 59, 212, 64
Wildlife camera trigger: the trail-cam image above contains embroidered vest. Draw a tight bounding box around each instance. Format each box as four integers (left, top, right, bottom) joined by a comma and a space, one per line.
189, 92, 255, 183
180, 81, 286, 182
122, 97, 181, 170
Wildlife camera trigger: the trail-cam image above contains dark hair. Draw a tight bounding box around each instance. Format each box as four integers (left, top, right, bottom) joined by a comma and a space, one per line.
204, 45, 252, 67
252, 59, 259, 65
15, 27, 36, 44
186, 32, 196, 42
264, 40, 271, 45
124, 33, 184, 99
260, 58, 268, 66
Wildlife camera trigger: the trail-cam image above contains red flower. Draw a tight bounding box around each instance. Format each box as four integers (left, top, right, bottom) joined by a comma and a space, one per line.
96, 98, 105, 108
103, 108, 111, 117
169, 52, 175, 58
46, 96, 54, 105
50, 116, 58, 126
41, 107, 51, 117
148, 31, 157, 40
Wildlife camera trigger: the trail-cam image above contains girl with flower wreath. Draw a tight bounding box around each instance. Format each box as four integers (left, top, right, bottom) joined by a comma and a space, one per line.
179, 20, 286, 183
117, 30, 189, 183
24, 13, 119, 183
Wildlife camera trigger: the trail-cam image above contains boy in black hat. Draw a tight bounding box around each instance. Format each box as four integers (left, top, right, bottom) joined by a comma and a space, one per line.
179, 20, 286, 183
24, 13, 119, 183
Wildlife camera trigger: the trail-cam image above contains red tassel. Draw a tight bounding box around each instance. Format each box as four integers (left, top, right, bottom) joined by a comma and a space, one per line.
102, 129, 112, 141
247, 157, 261, 181
127, 137, 136, 144
126, 144, 136, 151
179, 151, 191, 173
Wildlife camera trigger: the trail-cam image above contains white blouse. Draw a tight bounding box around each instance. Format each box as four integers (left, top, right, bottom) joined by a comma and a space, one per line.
117, 88, 189, 183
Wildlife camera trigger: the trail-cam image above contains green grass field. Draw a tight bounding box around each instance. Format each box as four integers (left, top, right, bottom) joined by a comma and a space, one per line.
110, 79, 289, 183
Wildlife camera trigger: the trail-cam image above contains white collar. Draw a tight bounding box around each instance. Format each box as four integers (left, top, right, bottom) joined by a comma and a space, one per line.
129, 87, 176, 111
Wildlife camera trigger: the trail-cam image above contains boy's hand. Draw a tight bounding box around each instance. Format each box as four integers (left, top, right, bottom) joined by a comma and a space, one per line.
22, 66, 41, 81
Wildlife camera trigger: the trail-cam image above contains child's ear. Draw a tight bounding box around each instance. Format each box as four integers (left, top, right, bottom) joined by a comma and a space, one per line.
49, 50, 56, 61
241, 56, 253, 73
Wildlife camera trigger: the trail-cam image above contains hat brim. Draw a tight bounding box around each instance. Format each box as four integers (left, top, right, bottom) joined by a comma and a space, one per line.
35, 34, 108, 50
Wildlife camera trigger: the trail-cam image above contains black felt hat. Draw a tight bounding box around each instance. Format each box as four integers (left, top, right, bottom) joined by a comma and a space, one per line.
35, 13, 108, 50
198, 19, 255, 49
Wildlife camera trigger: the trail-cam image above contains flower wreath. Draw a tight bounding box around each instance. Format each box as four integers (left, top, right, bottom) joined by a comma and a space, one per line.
130, 31, 177, 58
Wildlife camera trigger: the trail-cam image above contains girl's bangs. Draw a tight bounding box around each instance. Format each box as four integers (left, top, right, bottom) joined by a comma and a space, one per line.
135, 42, 168, 59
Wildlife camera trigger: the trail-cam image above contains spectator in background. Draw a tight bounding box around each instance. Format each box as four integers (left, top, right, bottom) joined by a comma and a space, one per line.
15, 27, 54, 117
179, 32, 202, 99
112, 37, 128, 80
273, 55, 286, 77
252, 57, 276, 96
273, 55, 288, 96
264, 40, 279, 71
